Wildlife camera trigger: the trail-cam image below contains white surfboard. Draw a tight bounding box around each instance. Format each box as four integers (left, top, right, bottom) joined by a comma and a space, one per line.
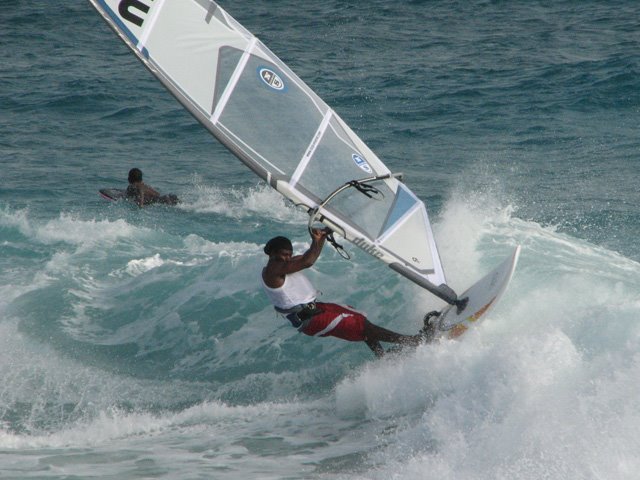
434, 245, 521, 340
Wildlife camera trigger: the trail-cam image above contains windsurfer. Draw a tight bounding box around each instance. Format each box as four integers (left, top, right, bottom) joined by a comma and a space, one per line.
261, 228, 431, 357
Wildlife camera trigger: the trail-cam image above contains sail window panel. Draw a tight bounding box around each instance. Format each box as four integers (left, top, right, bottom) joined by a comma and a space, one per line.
214, 47, 244, 112
331, 115, 390, 177
298, 117, 387, 197
379, 209, 436, 274
328, 186, 394, 240
143, 1, 245, 115
216, 54, 324, 176
381, 184, 419, 236
298, 122, 394, 239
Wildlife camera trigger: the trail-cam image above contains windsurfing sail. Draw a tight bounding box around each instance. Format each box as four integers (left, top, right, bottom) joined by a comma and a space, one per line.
87, 0, 462, 305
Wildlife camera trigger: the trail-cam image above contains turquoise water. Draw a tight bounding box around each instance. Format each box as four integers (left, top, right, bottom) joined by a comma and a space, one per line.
1, 1, 640, 478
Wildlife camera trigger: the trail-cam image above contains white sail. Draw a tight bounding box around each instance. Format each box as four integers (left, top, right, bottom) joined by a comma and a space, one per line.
88, 0, 459, 302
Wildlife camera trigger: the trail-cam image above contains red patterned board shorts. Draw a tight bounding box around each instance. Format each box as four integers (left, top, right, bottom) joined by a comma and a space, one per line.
300, 302, 367, 341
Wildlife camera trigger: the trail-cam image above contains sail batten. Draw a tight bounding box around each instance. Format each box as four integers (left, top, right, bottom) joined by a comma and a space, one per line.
87, 0, 449, 295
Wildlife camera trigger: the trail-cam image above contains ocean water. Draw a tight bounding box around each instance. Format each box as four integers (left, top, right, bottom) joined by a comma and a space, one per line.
1, 1, 639, 478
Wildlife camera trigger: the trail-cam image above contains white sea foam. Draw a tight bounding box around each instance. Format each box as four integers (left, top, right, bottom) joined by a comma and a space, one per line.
331, 194, 640, 479
0, 207, 150, 252
36, 214, 141, 246
178, 180, 306, 223
125, 253, 166, 275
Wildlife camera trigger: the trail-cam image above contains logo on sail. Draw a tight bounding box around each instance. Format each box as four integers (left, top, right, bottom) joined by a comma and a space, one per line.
118, 0, 154, 27
259, 68, 285, 91
353, 237, 383, 259
352, 153, 373, 174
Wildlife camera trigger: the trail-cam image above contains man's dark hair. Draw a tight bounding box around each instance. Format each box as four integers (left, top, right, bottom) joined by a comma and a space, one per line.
264, 236, 293, 255
128, 168, 143, 183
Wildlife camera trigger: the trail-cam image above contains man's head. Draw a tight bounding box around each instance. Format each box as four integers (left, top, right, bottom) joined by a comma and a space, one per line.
264, 236, 293, 258
128, 168, 143, 184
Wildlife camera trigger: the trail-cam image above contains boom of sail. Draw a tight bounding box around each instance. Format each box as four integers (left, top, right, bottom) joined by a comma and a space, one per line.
88, 0, 463, 306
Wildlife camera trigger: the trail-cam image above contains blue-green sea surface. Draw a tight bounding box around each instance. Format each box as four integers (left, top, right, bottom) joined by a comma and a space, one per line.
1, 1, 639, 479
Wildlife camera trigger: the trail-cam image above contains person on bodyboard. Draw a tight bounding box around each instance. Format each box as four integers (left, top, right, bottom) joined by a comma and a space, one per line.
261, 228, 433, 357
126, 168, 179, 207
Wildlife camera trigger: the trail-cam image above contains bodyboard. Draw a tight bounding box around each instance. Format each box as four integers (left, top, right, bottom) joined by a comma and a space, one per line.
98, 188, 179, 205
435, 245, 520, 340
99, 188, 126, 201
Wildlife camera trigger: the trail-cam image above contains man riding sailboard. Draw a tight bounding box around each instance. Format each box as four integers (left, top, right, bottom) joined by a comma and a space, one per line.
261, 228, 435, 357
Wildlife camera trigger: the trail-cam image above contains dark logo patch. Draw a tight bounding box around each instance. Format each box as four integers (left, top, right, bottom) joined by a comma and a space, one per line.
352, 153, 373, 174
258, 67, 285, 91
119, 0, 154, 27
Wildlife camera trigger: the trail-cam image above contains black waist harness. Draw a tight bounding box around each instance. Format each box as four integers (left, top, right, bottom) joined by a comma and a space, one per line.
275, 302, 322, 328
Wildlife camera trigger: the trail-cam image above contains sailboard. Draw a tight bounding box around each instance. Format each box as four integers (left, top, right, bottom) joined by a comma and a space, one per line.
433, 245, 520, 340
87, 0, 517, 316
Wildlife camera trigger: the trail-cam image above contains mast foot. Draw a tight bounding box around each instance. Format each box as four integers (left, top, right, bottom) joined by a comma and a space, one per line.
455, 297, 469, 314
